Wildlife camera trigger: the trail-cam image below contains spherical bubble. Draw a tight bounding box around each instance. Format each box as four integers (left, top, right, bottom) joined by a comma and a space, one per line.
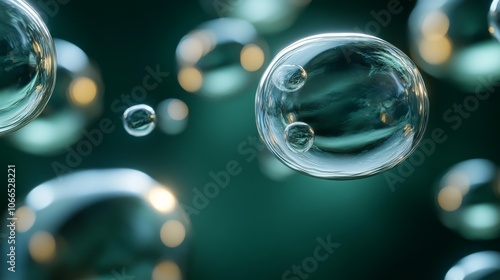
284, 122, 314, 153
489, 0, 500, 40
445, 251, 500, 280
198, 0, 311, 34
435, 159, 500, 240
123, 104, 156, 137
0, 0, 56, 136
255, 33, 429, 179
1, 169, 191, 280
409, 0, 500, 92
176, 18, 267, 98
272, 65, 307, 92
8, 39, 104, 155
156, 98, 189, 135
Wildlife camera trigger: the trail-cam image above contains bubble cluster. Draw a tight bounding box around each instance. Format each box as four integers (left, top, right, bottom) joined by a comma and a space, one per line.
0, 0, 56, 136
256, 33, 429, 179
123, 104, 156, 137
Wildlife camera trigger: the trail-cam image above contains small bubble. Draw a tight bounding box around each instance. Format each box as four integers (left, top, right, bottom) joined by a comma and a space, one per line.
272, 64, 307, 92
284, 122, 315, 153
123, 105, 156, 137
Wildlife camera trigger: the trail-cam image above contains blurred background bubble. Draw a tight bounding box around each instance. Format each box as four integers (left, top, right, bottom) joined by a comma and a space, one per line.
444, 251, 500, 280
198, 0, 312, 34
435, 159, 500, 240
176, 18, 268, 98
2, 169, 190, 280
0, 0, 56, 137
408, 0, 500, 92
157, 98, 189, 136
8, 38, 104, 155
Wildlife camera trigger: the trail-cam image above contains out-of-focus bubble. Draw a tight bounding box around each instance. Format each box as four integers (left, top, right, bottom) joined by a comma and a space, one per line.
445, 251, 500, 280
0, 0, 56, 136
489, 0, 500, 41
157, 98, 189, 135
123, 104, 156, 137
409, 0, 500, 92
436, 159, 500, 240
176, 18, 267, 98
8, 39, 104, 155
256, 33, 429, 179
2, 169, 191, 280
258, 146, 296, 181
198, 0, 311, 34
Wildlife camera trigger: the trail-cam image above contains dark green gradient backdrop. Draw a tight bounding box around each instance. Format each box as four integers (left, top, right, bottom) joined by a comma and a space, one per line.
1, 0, 500, 279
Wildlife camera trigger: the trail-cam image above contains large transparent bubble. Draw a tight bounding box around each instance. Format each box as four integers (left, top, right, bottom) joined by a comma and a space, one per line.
255, 33, 429, 179
0, 0, 56, 136
435, 159, 500, 240
1, 169, 190, 280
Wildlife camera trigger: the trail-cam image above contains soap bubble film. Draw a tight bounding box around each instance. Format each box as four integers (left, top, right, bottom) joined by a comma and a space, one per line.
445, 251, 500, 280
123, 104, 156, 137
256, 33, 429, 179
0, 0, 56, 136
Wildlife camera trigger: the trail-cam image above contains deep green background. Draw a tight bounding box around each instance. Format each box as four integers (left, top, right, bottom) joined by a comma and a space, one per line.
1, 0, 500, 279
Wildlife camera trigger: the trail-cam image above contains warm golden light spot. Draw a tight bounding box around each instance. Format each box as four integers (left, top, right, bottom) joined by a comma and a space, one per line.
29, 231, 56, 263
178, 37, 204, 65
147, 186, 176, 213
446, 172, 470, 195
419, 36, 452, 65
422, 11, 450, 39
403, 124, 414, 136
489, 26, 495, 35
438, 186, 463, 212
178, 67, 203, 93
160, 220, 186, 248
68, 77, 98, 106
15, 206, 36, 232
240, 44, 265, 72
167, 100, 189, 121
152, 261, 181, 280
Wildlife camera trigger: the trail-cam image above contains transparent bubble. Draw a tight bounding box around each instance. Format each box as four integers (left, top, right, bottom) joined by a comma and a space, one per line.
156, 98, 189, 135
489, 0, 500, 41
1, 169, 190, 280
445, 251, 500, 280
123, 104, 156, 137
272, 64, 307, 92
255, 33, 429, 179
435, 159, 500, 240
409, 0, 500, 92
0, 0, 56, 136
8, 39, 104, 155
198, 0, 311, 34
284, 122, 314, 153
176, 18, 267, 98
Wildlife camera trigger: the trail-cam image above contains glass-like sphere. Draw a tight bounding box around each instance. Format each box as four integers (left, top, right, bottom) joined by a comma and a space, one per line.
123, 104, 156, 137
255, 33, 429, 179
156, 98, 189, 135
0, 0, 56, 136
435, 159, 500, 240
8, 38, 104, 155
